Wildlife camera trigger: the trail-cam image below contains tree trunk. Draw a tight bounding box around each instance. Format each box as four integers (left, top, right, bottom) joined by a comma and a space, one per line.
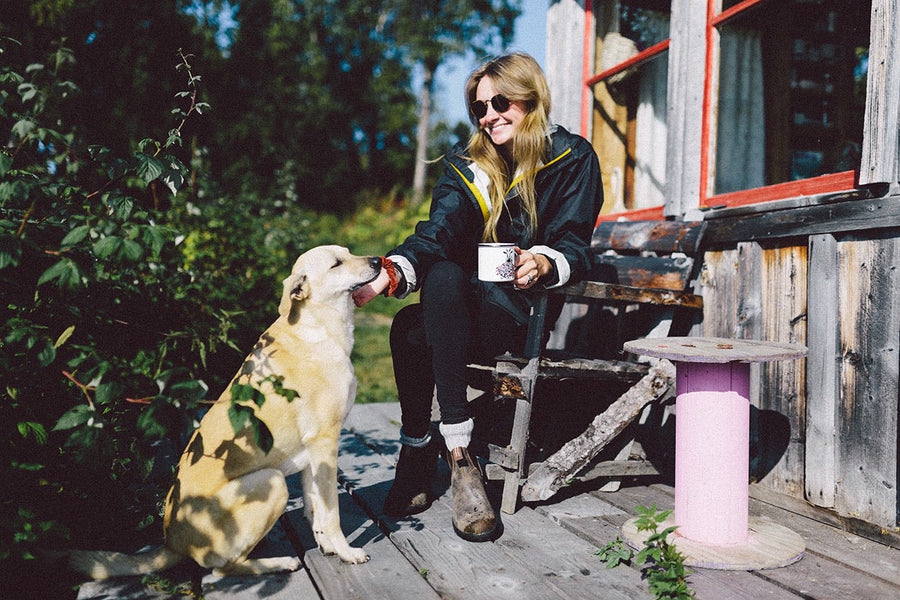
412, 61, 435, 205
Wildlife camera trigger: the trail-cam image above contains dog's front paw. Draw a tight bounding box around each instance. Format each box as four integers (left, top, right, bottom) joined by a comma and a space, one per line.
339, 547, 369, 564
318, 539, 369, 564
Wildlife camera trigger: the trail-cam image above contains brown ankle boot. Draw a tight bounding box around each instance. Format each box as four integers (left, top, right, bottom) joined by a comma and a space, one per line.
383, 441, 438, 516
447, 447, 497, 542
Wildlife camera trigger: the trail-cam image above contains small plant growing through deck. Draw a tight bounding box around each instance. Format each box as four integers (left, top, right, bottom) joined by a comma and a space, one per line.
141, 574, 202, 599
596, 505, 695, 600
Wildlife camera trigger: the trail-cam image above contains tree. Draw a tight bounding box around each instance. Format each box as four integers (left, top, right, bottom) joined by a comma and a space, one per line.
205, 0, 418, 213
0, 0, 222, 160
381, 0, 521, 204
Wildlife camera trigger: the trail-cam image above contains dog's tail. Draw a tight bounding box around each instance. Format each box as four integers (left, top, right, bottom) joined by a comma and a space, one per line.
68, 546, 185, 579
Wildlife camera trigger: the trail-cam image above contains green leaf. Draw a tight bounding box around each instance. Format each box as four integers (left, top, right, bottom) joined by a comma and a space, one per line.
142, 225, 168, 257
60, 224, 90, 247
269, 375, 299, 403
0, 234, 22, 269
87, 145, 110, 160
108, 194, 134, 220
169, 379, 208, 402
120, 238, 143, 261
11, 460, 45, 472
596, 538, 633, 569
37, 258, 81, 288
0, 151, 12, 176
228, 402, 253, 433
94, 382, 116, 405
160, 159, 186, 194
253, 418, 274, 454
12, 118, 36, 138
230, 381, 257, 403
52, 404, 94, 431
37, 341, 56, 366
93, 235, 122, 259
138, 138, 159, 153
137, 402, 168, 439
18, 82, 37, 102
135, 153, 164, 183
17, 421, 49, 445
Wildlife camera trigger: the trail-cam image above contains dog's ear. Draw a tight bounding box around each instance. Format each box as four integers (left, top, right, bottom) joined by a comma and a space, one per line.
279, 272, 310, 318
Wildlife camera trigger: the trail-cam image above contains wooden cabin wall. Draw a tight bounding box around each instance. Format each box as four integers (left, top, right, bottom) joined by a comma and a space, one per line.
816, 234, 899, 528
698, 244, 808, 499
697, 235, 899, 530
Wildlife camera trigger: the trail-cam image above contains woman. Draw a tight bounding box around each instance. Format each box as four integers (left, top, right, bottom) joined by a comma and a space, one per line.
357, 53, 603, 541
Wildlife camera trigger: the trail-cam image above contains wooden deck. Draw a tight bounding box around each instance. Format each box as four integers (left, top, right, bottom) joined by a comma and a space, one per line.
77, 402, 900, 600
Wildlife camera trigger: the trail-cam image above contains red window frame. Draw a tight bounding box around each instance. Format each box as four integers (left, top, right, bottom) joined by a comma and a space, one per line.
582, 0, 669, 221
699, 0, 858, 209
583, 0, 862, 221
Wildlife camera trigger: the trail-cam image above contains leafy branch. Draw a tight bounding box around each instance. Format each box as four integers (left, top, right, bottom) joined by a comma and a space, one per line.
596, 505, 695, 600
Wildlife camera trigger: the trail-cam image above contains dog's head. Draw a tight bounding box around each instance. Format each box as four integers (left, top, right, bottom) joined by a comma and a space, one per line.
278, 245, 381, 319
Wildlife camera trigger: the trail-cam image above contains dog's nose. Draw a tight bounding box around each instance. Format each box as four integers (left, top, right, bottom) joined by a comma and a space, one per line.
369, 256, 382, 268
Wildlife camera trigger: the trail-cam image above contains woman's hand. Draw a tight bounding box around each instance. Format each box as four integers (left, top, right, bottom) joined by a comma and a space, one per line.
513, 247, 551, 290
352, 267, 390, 307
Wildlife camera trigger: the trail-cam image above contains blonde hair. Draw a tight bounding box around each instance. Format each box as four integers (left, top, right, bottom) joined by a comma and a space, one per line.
464, 53, 551, 242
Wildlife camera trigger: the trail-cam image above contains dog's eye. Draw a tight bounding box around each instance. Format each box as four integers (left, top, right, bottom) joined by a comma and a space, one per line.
331, 259, 343, 269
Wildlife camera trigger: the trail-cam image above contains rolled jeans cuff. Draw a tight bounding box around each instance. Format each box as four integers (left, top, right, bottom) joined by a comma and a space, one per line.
399, 429, 432, 448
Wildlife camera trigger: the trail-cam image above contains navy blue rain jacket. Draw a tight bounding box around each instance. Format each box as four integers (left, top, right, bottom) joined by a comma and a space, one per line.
388, 125, 604, 324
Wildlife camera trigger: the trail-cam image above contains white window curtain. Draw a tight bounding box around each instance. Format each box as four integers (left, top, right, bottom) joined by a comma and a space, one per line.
714, 26, 766, 194
633, 13, 670, 209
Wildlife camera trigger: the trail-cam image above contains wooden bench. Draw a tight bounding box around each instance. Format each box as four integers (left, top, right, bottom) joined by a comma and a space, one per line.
470, 219, 707, 514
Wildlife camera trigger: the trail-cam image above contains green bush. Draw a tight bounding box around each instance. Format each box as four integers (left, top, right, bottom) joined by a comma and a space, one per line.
1, 39, 424, 597
1, 42, 219, 595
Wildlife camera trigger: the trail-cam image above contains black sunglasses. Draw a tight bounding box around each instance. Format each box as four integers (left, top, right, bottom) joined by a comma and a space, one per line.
470, 94, 511, 119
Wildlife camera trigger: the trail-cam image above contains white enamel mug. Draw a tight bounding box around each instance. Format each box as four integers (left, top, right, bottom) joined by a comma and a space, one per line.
477, 243, 517, 282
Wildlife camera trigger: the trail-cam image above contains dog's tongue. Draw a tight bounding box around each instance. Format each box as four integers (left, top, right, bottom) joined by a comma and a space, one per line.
352, 266, 391, 307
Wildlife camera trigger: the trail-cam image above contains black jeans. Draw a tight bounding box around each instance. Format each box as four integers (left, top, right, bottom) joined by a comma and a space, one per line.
389, 261, 528, 439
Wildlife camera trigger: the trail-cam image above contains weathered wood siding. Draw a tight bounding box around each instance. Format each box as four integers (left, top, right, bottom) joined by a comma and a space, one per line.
833, 235, 899, 526
698, 235, 899, 529
665, 0, 707, 217
860, 0, 900, 185
698, 244, 807, 498
759, 245, 807, 498
545, 0, 588, 134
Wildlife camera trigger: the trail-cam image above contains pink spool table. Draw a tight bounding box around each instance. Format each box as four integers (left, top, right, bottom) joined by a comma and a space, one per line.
621, 336, 807, 570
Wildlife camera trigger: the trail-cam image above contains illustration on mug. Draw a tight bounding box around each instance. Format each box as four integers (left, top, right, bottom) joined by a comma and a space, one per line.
496, 247, 516, 280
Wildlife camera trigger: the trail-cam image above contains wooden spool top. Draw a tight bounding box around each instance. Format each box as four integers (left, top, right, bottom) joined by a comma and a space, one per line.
624, 337, 807, 364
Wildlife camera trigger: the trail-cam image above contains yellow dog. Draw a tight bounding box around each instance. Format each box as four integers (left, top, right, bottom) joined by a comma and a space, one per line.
71, 246, 380, 578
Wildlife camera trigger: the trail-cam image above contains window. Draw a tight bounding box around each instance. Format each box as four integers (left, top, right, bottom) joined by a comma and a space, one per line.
704, 0, 870, 207
585, 0, 671, 217
582, 0, 871, 216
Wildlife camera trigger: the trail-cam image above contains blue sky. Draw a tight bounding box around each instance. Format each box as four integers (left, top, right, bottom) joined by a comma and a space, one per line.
432, 0, 547, 125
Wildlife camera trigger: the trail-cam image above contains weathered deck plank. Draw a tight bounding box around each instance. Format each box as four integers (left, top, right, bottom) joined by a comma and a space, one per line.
536, 491, 800, 600
73, 402, 900, 600
76, 518, 319, 600
341, 402, 653, 600
605, 483, 900, 600
281, 483, 439, 600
